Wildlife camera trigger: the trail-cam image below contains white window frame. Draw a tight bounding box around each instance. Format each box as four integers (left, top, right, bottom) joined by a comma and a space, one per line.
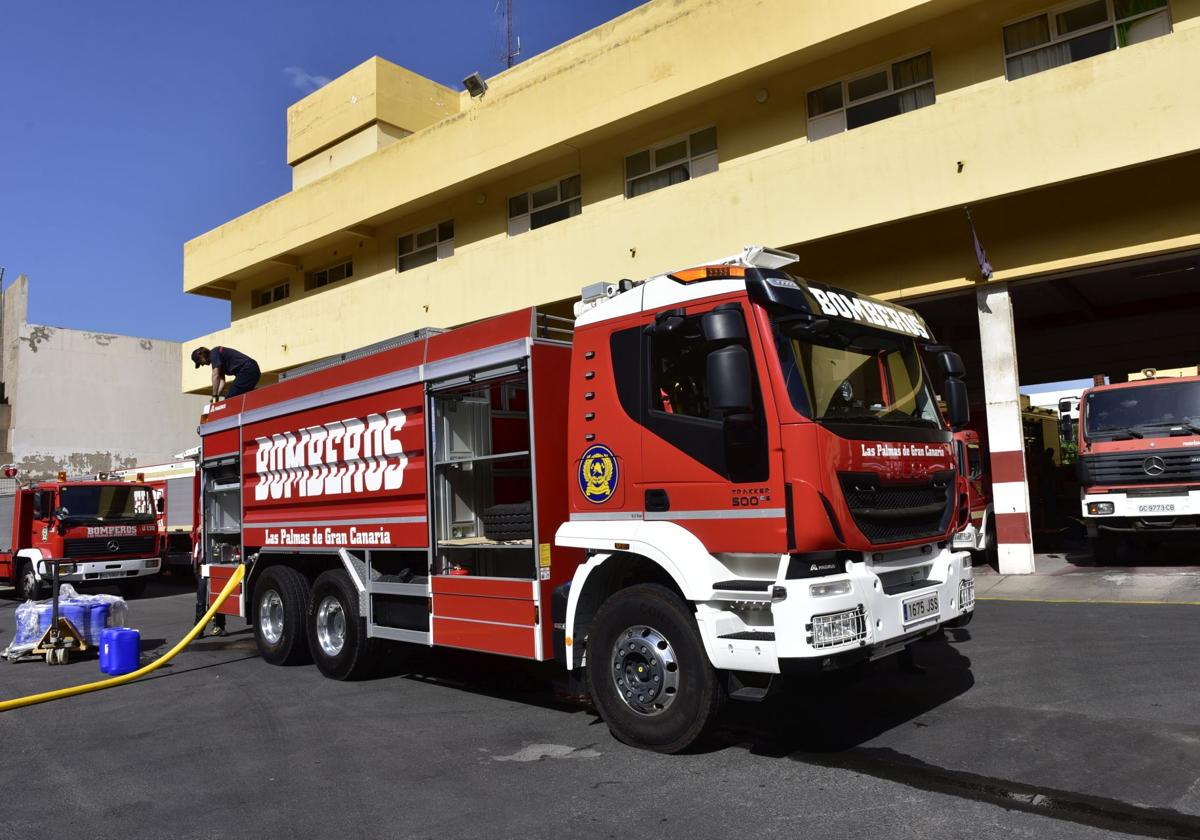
251, 280, 290, 310
306, 259, 353, 292
1001, 0, 1173, 81
397, 220, 454, 274
507, 173, 581, 237
623, 126, 719, 200
805, 50, 935, 142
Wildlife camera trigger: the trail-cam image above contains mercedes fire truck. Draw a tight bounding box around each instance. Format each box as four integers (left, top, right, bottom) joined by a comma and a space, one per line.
197, 247, 975, 752
0, 474, 162, 600
1069, 373, 1200, 555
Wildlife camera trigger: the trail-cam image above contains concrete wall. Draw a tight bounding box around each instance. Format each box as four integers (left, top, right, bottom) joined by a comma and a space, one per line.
3, 275, 208, 479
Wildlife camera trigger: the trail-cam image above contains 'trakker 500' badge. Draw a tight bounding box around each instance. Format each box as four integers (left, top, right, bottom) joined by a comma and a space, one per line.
579, 444, 618, 504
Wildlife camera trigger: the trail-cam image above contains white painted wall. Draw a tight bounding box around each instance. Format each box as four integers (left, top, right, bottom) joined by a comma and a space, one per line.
2, 276, 208, 479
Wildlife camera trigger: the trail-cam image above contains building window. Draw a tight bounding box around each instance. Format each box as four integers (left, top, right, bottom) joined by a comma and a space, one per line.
508, 174, 581, 236
306, 260, 353, 291
397, 220, 454, 273
806, 53, 935, 141
1003, 0, 1171, 81
624, 127, 718, 199
252, 281, 290, 309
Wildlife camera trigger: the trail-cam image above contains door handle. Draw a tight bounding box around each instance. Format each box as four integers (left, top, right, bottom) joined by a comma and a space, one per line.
645, 489, 670, 512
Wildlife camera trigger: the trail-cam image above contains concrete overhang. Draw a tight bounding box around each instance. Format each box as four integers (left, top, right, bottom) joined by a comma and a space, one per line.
183, 0, 973, 296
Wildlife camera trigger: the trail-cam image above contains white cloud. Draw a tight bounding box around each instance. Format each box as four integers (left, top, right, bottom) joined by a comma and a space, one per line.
283, 66, 332, 93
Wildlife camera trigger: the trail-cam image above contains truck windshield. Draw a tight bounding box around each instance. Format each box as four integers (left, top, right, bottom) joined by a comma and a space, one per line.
1085, 380, 1200, 439
59, 486, 155, 523
773, 319, 942, 427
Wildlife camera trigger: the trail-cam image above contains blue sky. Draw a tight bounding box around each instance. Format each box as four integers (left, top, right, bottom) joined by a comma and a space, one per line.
0, 0, 642, 341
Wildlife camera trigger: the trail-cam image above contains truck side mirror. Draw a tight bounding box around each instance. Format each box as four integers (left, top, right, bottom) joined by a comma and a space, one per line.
939, 351, 965, 379
156, 496, 165, 513
53, 506, 69, 522
700, 307, 747, 344
707, 345, 753, 414
1058, 398, 1073, 414
32, 492, 45, 520
1059, 415, 1075, 443
943, 379, 969, 430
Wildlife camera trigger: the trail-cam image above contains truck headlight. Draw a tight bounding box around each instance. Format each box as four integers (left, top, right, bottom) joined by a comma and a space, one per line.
807, 605, 866, 649
809, 580, 851, 598
146, 557, 160, 569
1087, 502, 1115, 515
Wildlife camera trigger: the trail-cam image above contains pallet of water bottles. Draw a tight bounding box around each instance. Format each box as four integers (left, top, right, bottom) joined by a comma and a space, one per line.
3, 584, 129, 663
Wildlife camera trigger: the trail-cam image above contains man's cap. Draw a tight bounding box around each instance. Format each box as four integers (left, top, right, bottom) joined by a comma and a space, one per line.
191, 347, 209, 368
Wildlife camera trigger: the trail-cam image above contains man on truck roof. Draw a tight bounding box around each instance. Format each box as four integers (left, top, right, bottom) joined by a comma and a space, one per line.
191, 346, 260, 402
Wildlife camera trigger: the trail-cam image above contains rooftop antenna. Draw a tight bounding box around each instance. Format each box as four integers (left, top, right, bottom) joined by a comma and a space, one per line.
504, 0, 520, 68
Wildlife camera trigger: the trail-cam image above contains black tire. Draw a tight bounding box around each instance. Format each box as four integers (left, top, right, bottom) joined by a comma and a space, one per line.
253, 565, 312, 666
15, 560, 45, 601
586, 584, 724, 753
307, 569, 379, 681
118, 578, 149, 599
481, 502, 533, 541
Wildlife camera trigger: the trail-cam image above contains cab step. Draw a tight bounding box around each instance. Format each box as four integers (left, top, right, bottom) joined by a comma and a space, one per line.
712, 579, 773, 592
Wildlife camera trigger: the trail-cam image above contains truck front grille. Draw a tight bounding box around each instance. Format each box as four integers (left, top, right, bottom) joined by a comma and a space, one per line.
63, 536, 157, 558
838, 471, 955, 545
1078, 451, 1200, 486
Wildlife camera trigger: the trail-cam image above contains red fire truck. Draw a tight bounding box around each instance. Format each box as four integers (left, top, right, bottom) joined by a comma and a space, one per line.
0, 474, 162, 600
1068, 373, 1200, 557
198, 247, 974, 752
952, 429, 995, 566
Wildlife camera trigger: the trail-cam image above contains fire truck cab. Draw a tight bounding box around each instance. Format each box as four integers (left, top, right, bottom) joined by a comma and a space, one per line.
198, 247, 974, 752
0, 477, 162, 600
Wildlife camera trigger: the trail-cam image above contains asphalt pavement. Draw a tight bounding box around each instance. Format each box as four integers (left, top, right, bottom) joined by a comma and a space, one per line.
0, 574, 1198, 840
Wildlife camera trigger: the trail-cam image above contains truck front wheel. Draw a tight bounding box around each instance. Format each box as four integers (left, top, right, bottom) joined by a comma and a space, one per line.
15, 561, 44, 601
307, 569, 378, 681
253, 565, 311, 666
587, 584, 724, 754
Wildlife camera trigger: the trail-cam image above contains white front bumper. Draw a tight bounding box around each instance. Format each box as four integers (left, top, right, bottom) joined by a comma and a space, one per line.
38, 556, 160, 583
696, 545, 973, 674
1082, 489, 1200, 519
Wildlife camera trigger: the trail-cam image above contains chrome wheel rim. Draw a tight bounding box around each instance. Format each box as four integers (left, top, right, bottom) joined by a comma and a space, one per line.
259, 590, 284, 645
611, 625, 679, 716
315, 595, 346, 657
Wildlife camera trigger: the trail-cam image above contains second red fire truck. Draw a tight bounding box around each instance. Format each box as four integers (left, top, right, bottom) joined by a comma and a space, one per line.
197, 247, 975, 752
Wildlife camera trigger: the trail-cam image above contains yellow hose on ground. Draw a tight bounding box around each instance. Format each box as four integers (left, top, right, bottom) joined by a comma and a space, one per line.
0, 564, 246, 712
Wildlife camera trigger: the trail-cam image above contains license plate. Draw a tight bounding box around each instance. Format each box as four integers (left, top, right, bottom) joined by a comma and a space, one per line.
903, 592, 939, 624
100, 571, 126, 579
1138, 504, 1175, 513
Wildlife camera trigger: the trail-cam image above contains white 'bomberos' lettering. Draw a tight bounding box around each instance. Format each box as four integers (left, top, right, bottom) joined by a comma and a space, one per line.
254, 408, 408, 501
809, 287, 930, 339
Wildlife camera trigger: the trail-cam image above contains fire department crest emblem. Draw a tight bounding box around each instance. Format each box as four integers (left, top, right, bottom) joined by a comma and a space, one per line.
579, 444, 618, 504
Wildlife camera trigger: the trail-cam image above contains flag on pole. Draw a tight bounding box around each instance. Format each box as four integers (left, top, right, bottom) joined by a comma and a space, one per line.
965, 206, 993, 281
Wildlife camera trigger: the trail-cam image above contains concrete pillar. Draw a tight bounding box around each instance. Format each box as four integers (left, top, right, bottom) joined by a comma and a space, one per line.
976, 282, 1035, 574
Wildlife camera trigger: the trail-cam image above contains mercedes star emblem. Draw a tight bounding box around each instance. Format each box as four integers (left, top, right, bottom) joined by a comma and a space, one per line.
106, 539, 120, 552
1143, 455, 1166, 477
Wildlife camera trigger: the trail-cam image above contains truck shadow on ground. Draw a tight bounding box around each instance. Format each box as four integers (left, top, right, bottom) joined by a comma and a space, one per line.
710, 631, 975, 755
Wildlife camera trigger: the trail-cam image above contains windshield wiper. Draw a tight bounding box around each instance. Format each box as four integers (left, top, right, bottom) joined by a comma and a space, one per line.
1091, 426, 1144, 439
1139, 421, 1200, 435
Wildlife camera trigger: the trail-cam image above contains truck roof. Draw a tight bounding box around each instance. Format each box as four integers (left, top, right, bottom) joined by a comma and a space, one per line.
201, 306, 542, 436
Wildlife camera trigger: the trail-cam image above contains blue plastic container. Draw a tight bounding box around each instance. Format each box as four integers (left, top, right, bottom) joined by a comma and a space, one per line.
86, 603, 111, 645
100, 627, 140, 676
35, 604, 54, 635
60, 603, 86, 636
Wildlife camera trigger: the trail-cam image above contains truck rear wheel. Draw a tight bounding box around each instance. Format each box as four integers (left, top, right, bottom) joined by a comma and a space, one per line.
253, 565, 311, 666
15, 561, 45, 601
587, 583, 723, 754
307, 569, 378, 681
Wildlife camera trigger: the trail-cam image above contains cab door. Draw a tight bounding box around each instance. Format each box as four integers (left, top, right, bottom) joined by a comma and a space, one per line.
633, 299, 787, 553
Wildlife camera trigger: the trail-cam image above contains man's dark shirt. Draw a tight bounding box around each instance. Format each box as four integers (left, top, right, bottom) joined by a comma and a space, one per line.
210, 346, 255, 378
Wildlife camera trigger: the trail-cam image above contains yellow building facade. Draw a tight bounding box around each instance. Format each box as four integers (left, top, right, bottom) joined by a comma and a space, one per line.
182, 0, 1200, 393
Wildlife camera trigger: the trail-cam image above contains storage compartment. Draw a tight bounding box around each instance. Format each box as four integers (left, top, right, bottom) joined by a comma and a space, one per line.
372, 594, 429, 631
430, 374, 537, 580
202, 459, 241, 563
